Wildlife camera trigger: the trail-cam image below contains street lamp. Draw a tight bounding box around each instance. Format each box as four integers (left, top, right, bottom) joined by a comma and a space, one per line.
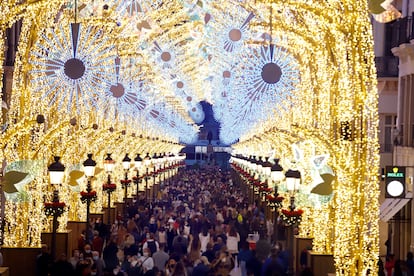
257, 156, 264, 177
247, 156, 256, 204
286, 169, 301, 194
284, 168, 302, 276
121, 153, 132, 200
143, 153, 152, 202
45, 156, 66, 261
161, 153, 166, 188
167, 153, 174, 185
271, 159, 284, 200
262, 157, 272, 179
103, 153, 116, 225
133, 154, 143, 202
152, 153, 158, 202
261, 157, 272, 212
81, 153, 97, 244
270, 159, 284, 242
251, 156, 258, 176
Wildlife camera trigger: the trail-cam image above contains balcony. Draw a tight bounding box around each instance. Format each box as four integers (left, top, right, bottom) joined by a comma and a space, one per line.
376, 15, 414, 78
375, 56, 399, 78
387, 14, 414, 49
379, 143, 394, 153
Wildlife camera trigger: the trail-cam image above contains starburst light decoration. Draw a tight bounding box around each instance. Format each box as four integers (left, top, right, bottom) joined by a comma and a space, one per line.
30, 23, 115, 113
221, 11, 255, 53
218, 41, 300, 145
100, 56, 150, 120
152, 41, 177, 69
238, 43, 299, 104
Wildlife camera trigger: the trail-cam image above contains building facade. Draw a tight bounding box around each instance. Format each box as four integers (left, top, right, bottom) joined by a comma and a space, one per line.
374, 0, 414, 260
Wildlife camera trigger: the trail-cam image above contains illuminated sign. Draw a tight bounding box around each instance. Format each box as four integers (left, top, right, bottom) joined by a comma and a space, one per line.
385, 166, 405, 198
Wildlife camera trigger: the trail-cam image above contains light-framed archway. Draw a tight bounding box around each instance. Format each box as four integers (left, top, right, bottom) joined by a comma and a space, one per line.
1, 1, 379, 274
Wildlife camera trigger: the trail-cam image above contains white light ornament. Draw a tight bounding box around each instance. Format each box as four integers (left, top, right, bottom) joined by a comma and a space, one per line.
172, 78, 205, 123
189, 103, 205, 124
101, 56, 149, 120
216, 41, 300, 144
30, 23, 115, 113
222, 12, 255, 53
234, 42, 300, 113
152, 41, 176, 69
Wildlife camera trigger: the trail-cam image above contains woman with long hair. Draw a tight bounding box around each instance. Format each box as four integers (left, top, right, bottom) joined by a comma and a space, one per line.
188, 234, 201, 265
226, 227, 240, 258
199, 227, 210, 254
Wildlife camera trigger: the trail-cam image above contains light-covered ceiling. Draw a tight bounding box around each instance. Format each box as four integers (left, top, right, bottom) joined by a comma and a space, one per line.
24, 0, 309, 145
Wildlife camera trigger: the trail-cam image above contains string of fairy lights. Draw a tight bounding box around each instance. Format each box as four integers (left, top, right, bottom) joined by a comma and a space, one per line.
1, 0, 379, 274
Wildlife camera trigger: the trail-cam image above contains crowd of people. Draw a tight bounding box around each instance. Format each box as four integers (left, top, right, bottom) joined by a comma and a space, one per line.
36, 166, 306, 276
382, 252, 414, 276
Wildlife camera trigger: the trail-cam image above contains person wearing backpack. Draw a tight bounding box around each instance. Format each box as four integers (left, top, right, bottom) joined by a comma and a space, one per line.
143, 233, 159, 256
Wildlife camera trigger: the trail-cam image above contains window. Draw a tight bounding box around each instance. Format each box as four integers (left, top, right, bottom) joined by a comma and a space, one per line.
384, 115, 397, 152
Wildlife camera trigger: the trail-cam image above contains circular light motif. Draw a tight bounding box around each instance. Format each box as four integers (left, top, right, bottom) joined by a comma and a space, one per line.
110, 83, 125, 98
229, 28, 242, 42
177, 81, 184, 89
261, 63, 282, 84
387, 180, 404, 197
152, 42, 176, 68
161, 52, 172, 62
239, 44, 299, 99
64, 58, 86, 80
220, 11, 255, 53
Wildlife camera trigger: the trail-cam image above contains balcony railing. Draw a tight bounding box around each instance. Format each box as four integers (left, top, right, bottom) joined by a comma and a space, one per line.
388, 14, 414, 50
379, 143, 394, 153
376, 14, 414, 78
375, 56, 399, 77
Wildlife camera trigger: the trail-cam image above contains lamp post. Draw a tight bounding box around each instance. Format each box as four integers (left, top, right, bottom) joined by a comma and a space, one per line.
133, 154, 142, 202
103, 153, 115, 226
143, 153, 152, 202
121, 153, 131, 201
166, 154, 172, 185
45, 156, 66, 261
152, 153, 158, 202
250, 156, 258, 204
270, 159, 284, 243
262, 157, 272, 213
162, 163, 166, 187
81, 153, 97, 245
284, 168, 301, 276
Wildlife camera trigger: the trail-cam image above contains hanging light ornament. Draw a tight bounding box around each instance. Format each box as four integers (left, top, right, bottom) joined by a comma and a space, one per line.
216, 6, 300, 145
29, 1, 115, 113
100, 56, 150, 120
